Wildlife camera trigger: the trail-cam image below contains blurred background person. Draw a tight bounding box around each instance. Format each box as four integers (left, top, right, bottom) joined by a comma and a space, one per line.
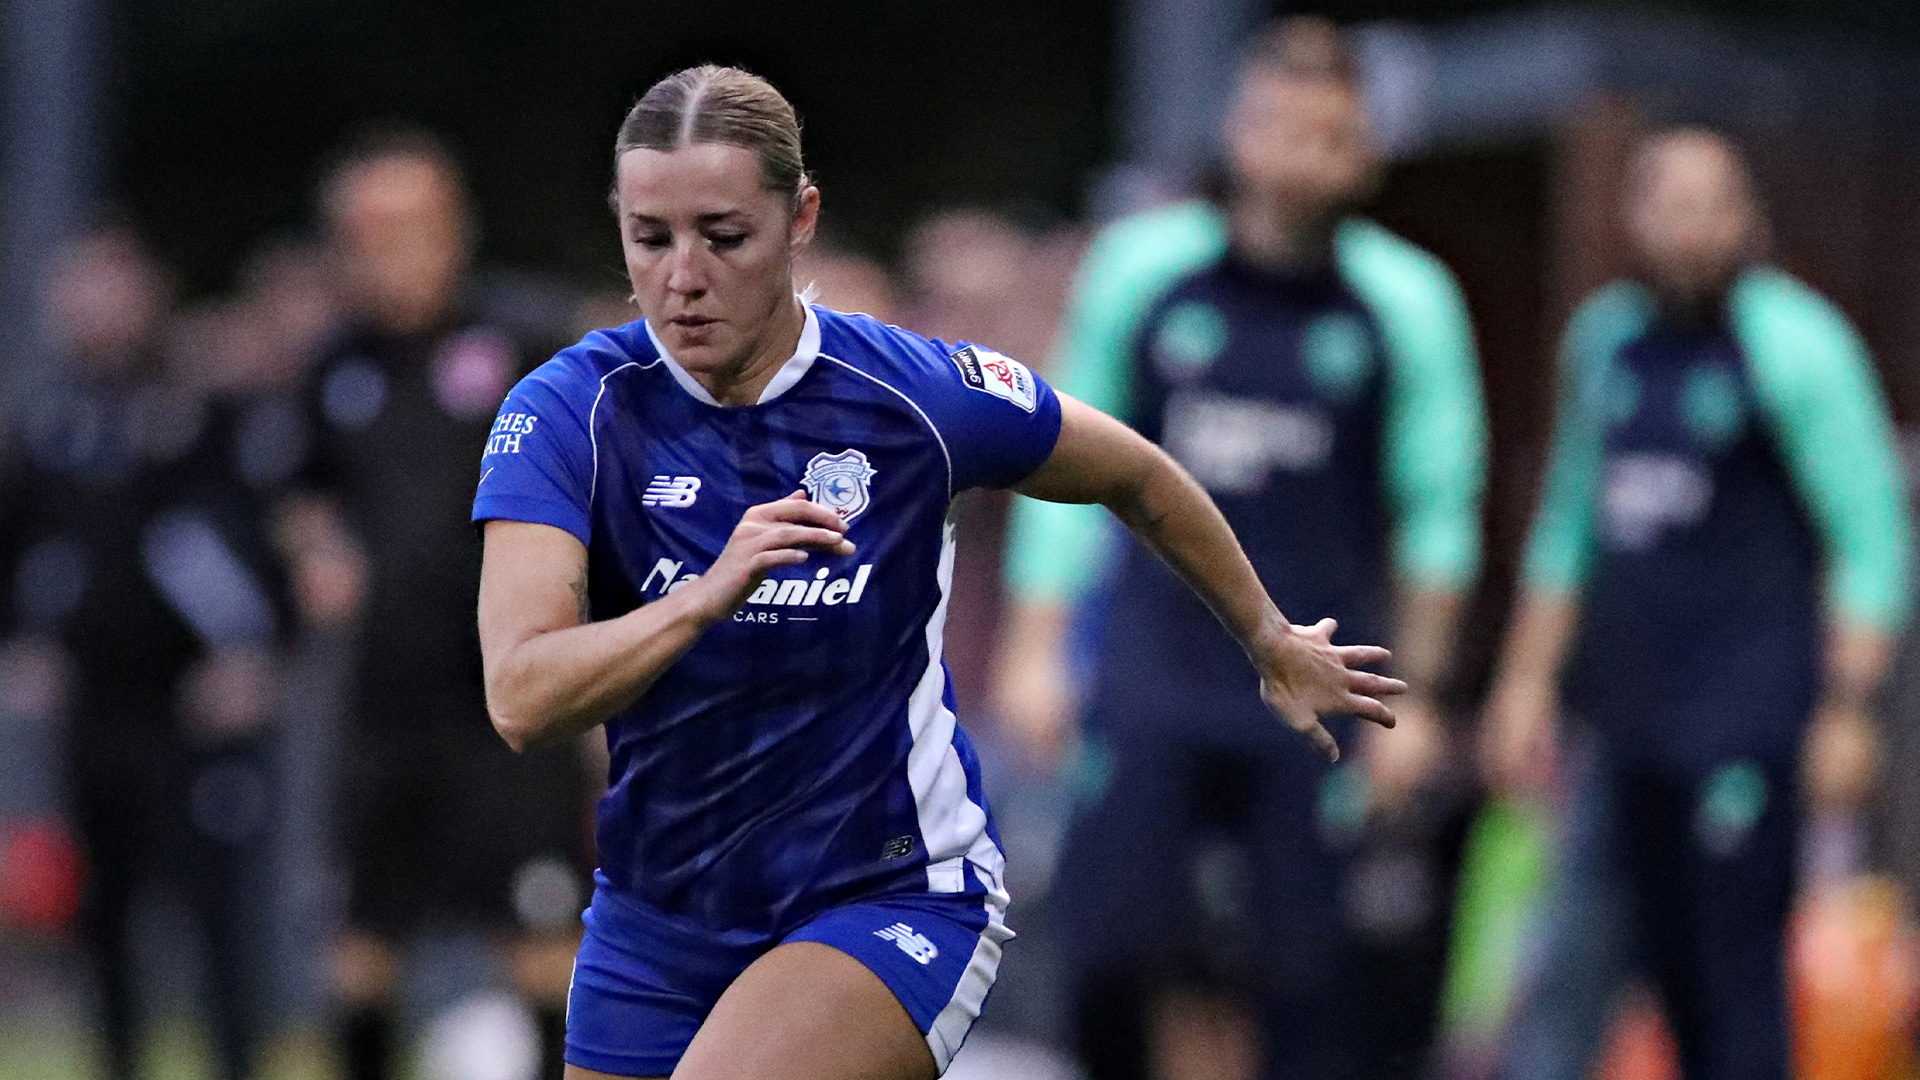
169, 239, 342, 402
287, 129, 589, 1080
164, 235, 351, 1056
902, 209, 1076, 368
1483, 128, 1912, 1080
0, 222, 285, 1080
900, 208, 1085, 713
794, 233, 902, 325
995, 17, 1486, 1080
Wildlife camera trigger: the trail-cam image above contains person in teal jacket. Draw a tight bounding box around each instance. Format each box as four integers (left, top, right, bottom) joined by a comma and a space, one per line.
995, 18, 1487, 1080
1484, 129, 1911, 1080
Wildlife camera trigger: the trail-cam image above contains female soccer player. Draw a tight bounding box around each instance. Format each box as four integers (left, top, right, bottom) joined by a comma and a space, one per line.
473, 66, 1404, 1080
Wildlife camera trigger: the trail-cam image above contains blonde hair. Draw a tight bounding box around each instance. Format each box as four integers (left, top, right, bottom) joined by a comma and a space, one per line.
615, 66, 810, 204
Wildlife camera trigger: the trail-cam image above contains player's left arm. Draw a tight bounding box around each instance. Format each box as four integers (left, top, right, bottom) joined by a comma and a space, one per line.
1015, 393, 1406, 760
1739, 273, 1914, 809
1343, 225, 1489, 805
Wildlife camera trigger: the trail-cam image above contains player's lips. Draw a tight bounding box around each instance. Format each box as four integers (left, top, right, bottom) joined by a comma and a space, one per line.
668, 315, 718, 329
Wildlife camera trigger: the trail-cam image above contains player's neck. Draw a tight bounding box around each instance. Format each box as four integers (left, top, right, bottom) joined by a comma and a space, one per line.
692, 293, 806, 407
1228, 195, 1336, 273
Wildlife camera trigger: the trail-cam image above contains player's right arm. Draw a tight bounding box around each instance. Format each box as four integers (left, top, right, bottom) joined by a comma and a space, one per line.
473, 351, 856, 752
479, 495, 852, 752
1482, 284, 1650, 794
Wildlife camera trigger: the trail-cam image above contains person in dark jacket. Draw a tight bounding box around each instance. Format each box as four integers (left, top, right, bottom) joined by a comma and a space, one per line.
286, 130, 589, 1080
1485, 129, 1912, 1080
2, 224, 284, 1080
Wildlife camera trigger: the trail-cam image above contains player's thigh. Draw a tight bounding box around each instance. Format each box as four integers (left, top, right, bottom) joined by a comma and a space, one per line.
564, 1067, 665, 1080
673, 941, 936, 1080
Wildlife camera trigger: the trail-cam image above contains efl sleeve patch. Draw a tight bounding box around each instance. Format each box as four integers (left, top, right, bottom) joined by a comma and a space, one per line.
949, 345, 1038, 413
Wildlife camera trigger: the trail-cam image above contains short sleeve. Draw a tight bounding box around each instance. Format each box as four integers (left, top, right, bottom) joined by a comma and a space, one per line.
471, 360, 597, 546
1735, 269, 1914, 632
931, 343, 1064, 492
1337, 219, 1489, 592
1521, 283, 1653, 595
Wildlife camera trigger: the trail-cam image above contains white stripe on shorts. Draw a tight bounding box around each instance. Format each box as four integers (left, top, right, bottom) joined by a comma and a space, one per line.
924, 890, 1016, 1073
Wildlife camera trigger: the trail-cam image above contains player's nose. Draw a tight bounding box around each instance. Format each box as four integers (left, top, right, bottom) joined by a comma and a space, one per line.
665, 239, 709, 296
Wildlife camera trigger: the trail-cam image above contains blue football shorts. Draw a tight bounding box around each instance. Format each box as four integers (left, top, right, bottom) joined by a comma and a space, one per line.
564, 871, 1013, 1077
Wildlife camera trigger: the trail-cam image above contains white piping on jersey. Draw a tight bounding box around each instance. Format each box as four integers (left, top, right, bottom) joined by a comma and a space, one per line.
819, 354, 955, 499
587, 359, 657, 504
641, 301, 822, 408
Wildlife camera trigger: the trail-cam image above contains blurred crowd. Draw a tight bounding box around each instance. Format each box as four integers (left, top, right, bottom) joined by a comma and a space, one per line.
4, 15, 1920, 1080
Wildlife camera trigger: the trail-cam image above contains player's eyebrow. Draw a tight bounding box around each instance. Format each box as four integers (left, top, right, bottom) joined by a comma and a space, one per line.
624, 210, 751, 227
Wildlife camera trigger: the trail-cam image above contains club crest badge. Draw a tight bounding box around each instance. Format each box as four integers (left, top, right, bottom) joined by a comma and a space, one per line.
802, 449, 878, 522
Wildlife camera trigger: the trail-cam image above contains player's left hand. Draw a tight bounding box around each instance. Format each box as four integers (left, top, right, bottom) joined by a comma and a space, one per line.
1804, 699, 1879, 812
1254, 617, 1404, 762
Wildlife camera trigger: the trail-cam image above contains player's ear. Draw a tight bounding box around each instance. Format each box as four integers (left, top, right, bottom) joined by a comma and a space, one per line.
789, 185, 821, 255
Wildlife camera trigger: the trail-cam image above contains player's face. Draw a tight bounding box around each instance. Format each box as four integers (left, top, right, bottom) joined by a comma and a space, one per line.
327, 156, 471, 332
1227, 72, 1379, 211
615, 143, 818, 374
1626, 136, 1760, 299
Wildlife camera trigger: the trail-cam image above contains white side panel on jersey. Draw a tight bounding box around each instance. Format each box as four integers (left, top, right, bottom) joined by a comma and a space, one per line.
904, 523, 1005, 902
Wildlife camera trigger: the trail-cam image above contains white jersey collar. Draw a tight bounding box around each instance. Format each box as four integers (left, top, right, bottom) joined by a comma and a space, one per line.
644, 300, 820, 407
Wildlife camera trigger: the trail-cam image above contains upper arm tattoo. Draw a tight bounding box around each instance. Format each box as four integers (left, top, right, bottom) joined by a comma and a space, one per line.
570, 567, 590, 623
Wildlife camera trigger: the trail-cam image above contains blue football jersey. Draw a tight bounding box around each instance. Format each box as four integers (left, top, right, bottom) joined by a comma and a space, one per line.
472, 304, 1061, 934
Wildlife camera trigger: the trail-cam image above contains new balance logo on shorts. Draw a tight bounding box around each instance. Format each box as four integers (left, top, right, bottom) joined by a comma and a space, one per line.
874, 922, 939, 965
642, 475, 701, 507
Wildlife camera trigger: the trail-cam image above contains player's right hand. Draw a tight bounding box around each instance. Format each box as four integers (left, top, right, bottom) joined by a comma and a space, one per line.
691, 491, 856, 620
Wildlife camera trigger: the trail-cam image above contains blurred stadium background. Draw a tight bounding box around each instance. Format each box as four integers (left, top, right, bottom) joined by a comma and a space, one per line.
6, 1, 1920, 1078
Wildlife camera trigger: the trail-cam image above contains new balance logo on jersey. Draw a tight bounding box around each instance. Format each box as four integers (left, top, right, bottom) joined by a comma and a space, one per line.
875, 923, 939, 965
642, 475, 701, 508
